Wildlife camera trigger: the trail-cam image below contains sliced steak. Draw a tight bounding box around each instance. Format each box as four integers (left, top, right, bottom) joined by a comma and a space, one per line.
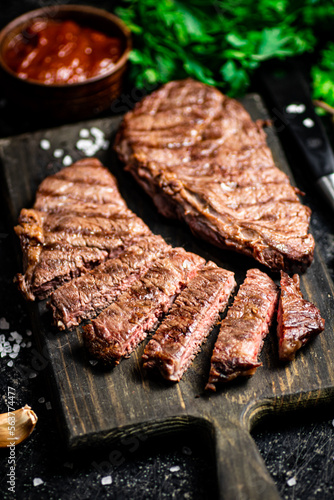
206, 268, 278, 390
14, 158, 151, 300
83, 248, 205, 364
142, 261, 236, 382
115, 78, 314, 273
49, 234, 169, 330
277, 271, 325, 361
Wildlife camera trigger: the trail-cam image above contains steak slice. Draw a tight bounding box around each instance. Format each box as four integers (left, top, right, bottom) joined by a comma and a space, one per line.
115, 78, 315, 273
14, 158, 151, 300
277, 271, 325, 361
142, 261, 236, 382
83, 248, 205, 364
206, 268, 278, 390
49, 234, 169, 330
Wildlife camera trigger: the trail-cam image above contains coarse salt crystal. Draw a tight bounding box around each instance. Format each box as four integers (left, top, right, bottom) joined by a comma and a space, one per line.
169, 466, 180, 473
63, 155, 73, 166
53, 149, 64, 158
79, 128, 90, 138
7, 360, 13, 367
9, 352, 18, 359
33, 478, 44, 487
101, 476, 112, 485
90, 127, 104, 139
10, 331, 22, 342
0, 318, 9, 329
40, 139, 50, 150
287, 477, 296, 487
38, 397, 46, 404
26, 330, 32, 336
29, 372, 37, 379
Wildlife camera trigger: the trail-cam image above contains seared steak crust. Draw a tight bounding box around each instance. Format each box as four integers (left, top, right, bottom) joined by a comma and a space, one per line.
49, 234, 169, 330
83, 248, 205, 364
142, 262, 236, 382
115, 79, 314, 273
277, 271, 325, 361
206, 268, 278, 390
14, 158, 151, 300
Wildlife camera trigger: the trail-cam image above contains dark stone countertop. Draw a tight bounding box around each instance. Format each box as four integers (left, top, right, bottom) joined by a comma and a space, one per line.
1, 2, 334, 499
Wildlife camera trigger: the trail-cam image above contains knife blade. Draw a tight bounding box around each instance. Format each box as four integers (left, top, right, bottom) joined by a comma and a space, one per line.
258, 61, 334, 213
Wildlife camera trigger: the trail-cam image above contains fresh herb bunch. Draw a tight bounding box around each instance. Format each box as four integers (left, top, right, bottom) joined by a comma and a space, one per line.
312, 42, 334, 109
116, 0, 334, 98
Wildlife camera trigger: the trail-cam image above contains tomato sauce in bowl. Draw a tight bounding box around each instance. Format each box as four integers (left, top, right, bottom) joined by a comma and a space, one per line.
3, 18, 123, 85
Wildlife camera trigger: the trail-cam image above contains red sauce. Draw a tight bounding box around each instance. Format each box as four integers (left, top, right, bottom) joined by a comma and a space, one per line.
3, 19, 123, 84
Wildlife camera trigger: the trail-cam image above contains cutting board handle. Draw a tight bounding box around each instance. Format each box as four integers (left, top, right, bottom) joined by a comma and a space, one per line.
213, 419, 281, 500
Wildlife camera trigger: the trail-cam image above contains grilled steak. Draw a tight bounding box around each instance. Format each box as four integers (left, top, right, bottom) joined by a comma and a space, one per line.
15, 158, 151, 300
277, 271, 325, 361
49, 234, 169, 330
142, 262, 236, 382
206, 268, 278, 390
83, 248, 205, 364
115, 78, 314, 273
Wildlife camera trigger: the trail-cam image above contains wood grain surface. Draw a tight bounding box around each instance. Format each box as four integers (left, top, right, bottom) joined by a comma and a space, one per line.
1, 95, 333, 500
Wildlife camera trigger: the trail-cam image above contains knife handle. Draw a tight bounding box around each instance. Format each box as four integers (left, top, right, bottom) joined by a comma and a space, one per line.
259, 64, 334, 180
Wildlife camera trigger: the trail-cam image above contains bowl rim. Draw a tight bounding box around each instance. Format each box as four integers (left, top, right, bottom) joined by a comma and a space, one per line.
0, 4, 132, 88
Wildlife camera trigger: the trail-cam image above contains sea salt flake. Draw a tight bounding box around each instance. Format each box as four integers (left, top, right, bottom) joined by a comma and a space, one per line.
38, 397, 45, 404
169, 466, 180, 473
40, 139, 51, 150
332, 419, 334, 427
12, 344, 20, 353
101, 475, 112, 485
53, 149, 64, 158
29, 372, 37, 379
63, 155, 73, 166
26, 341, 32, 348
26, 330, 32, 336
7, 360, 14, 367
287, 477, 297, 487
9, 352, 18, 359
89, 359, 98, 366
33, 478, 44, 487
0, 334, 5, 343
0, 318, 10, 329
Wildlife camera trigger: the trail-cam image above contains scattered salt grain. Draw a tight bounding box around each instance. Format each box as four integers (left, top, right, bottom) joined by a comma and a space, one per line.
7, 360, 13, 367
38, 397, 45, 404
287, 477, 297, 487
0, 318, 9, 329
169, 466, 180, 473
63, 155, 73, 166
26, 341, 32, 348
101, 475, 112, 485
46, 401, 52, 410
29, 372, 37, 379
53, 148, 64, 158
332, 419, 334, 427
79, 128, 90, 138
40, 139, 51, 150
33, 478, 44, 487
26, 330, 32, 336
89, 359, 98, 366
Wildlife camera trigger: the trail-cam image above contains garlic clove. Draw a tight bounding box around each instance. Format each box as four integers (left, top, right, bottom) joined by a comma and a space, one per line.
0, 404, 38, 447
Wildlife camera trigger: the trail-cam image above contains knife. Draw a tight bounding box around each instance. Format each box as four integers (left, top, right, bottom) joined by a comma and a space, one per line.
258, 61, 334, 213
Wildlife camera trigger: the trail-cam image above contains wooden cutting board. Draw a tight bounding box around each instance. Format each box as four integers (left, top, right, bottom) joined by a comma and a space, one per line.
1, 95, 333, 500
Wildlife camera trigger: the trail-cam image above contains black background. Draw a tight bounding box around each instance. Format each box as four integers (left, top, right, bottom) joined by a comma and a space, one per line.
0, 2, 334, 499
